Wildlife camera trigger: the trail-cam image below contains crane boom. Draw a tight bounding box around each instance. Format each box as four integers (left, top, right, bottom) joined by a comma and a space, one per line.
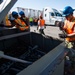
0, 0, 17, 23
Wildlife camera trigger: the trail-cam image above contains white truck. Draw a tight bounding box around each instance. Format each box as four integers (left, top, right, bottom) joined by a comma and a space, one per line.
73, 10, 75, 17
43, 7, 65, 26
11, 7, 42, 18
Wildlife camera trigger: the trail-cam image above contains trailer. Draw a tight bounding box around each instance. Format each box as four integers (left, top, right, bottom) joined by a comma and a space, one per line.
11, 7, 42, 18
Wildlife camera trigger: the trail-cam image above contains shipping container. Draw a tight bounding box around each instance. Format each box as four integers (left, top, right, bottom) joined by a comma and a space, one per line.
11, 7, 42, 18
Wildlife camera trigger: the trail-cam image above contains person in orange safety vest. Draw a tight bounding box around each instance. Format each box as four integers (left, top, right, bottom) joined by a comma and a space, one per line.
59, 6, 75, 49
12, 11, 29, 31
33, 17, 38, 26
38, 16, 45, 35
59, 6, 75, 74
19, 11, 29, 31
5, 15, 12, 26
1, 14, 15, 27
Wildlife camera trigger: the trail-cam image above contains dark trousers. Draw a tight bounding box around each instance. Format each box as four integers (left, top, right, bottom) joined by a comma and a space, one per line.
39, 29, 45, 35
34, 22, 37, 26
30, 22, 33, 26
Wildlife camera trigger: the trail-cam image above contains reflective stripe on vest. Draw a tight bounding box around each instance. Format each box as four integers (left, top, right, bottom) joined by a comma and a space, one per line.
15, 18, 29, 31
15, 18, 26, 26
5, 20, 11, 26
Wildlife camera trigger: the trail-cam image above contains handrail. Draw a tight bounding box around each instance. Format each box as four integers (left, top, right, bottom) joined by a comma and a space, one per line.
0, 32, 30, 40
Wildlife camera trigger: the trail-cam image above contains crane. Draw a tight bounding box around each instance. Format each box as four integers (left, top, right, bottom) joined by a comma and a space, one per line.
0, 0, 17, 23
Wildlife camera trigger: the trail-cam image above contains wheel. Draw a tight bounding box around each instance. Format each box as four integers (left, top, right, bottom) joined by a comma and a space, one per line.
55, 21, 60, 26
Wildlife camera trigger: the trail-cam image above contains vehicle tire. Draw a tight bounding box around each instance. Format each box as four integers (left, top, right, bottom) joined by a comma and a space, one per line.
55, 21, 59, 26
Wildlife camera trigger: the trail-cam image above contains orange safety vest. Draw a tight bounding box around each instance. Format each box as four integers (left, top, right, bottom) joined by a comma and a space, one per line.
39, 19, 45, 26
64, 18, 75, 41
14, 18, 29, 31
5, 19, 11, 26
5, 15, 11, 26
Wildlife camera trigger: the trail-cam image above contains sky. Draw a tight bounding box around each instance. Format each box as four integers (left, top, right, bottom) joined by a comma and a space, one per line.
12, 0, 75, 10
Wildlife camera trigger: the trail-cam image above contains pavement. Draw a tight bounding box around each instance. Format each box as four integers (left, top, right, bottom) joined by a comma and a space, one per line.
30, 25, 63, 41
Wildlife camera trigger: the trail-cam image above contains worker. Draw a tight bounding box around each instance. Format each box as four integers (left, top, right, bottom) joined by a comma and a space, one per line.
29, 17, 33, 26
19, 11, 30, 31
4, 15, 11, 26
33, 17, 38, 26
59, 6, 75, 49
19, 11, 29, 26
59, 6, 75, 74
12, 11, 28, 31
0, 14, 15, 27
38, 16, 45, 35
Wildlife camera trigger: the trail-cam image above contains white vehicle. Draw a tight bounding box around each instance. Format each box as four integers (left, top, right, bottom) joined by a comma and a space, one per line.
43, 7, 65, 26
73, 10, 75, 17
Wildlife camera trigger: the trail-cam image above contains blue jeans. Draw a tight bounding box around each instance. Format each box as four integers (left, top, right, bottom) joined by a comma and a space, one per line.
30, 22, 33, 26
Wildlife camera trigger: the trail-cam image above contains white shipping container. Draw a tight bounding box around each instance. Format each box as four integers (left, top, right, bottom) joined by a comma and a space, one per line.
34, 10, 38, 18
24, 8, 29, 17
11, 7, 29, 17
17, 7, 29, 17
10, 7, 42, 18
38, 10, 42, 17
29, 9, 35, 18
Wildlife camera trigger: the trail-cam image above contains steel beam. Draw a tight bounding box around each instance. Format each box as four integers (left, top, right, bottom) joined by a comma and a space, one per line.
0, 32, 30, 40
0, 51, 32, 64
0, 0, 17, 23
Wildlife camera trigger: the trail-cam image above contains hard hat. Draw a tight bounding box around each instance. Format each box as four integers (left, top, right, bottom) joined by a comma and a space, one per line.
63, 6, 74, 17
19, 11, 25, 15
12, 11, 18, 16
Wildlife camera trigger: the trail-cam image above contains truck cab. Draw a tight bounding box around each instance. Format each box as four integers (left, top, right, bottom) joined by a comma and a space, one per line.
43, 7, 65, 26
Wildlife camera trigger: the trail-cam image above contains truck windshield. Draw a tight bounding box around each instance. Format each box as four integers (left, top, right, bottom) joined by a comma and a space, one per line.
55, 12, 62, 17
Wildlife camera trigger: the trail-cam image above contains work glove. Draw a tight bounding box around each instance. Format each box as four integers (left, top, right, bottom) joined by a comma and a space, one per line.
59, 33, 67, 38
